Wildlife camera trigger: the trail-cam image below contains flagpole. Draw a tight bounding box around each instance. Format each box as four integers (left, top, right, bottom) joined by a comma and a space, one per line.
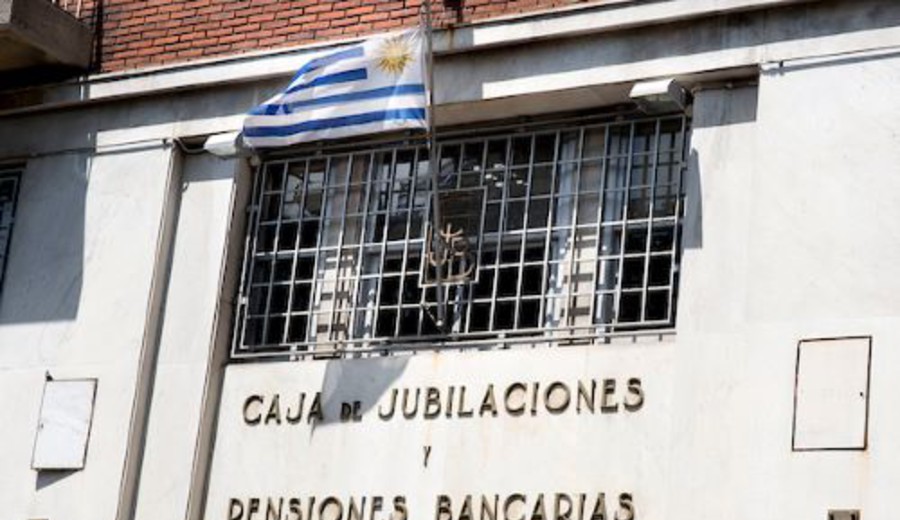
422, 0, 448, 331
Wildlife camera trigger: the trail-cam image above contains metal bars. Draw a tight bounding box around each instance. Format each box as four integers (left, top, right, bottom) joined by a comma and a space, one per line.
233, 115, 688, 359
51, 0, 84, 18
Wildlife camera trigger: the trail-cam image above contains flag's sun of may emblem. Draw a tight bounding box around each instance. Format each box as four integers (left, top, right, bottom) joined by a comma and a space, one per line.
376, 36, 414, 75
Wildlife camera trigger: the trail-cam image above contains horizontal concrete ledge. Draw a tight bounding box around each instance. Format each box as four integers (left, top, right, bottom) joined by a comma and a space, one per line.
0, 0, 92, 70
0, 0, 817, 116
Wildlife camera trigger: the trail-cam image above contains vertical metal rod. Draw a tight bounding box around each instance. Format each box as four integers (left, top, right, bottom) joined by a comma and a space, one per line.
589, 124, 611, 331
349, 152, 376, 344
326, 156, 354, 343
641, 120, 662, 322
488, 136, 513, 332
538, 132, 561, 334
512, 134, 539, 330
283, 160, 311, 348
462, 141, 490, 334
395, 149, 416, 337
307, 158, 332, 352
373, 150, 397, 337
612, 122, 636, 328
233, 161, 264, 351
563, 129, 584, 331
259, 162, 289, 346
422, 0, 447, 329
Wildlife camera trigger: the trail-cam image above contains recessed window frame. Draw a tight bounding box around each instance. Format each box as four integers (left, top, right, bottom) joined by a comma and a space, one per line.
232, 114, 689, 360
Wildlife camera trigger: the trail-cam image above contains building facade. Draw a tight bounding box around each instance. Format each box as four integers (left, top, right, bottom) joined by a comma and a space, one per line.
1, 1, 899, 519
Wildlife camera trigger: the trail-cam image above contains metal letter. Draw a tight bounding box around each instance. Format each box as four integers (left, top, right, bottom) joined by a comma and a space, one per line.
319, 496, 344, 520
371, 496, 383, 520
340, 402, 353, 422
575, 494, 586, 520
504, 383, 527, 416
600, 379, 618, 413
588, 494, 607, 520
480, 384, 498, 417
286, 393, 306, 424
243, 395, 264, 426
481, 495, 499, 520
531, 494, 547, 520
402, 388, 421, 419
623, 379, 644, 412
554, 494, 573, 520
424, 387, 442, 418
307, 497, 316, 520
458, 386, 474, 417
288, 498, 303, 520
229, 498, 245, 520
379, 389, 398, 420
544, 382, 571, 414
576, 381, 596, 414
530, 383, 540, 416
267, 497, 284, 520
614, 494, 634, 520
446, 386, 455, 418
309, 393, 324, 423
392, 496, 408, 520
459, 496, 474, 520
264, 394, 282, 425
503, 494, 526, 520
435, 495, 453, 520
348, 497, 366, 520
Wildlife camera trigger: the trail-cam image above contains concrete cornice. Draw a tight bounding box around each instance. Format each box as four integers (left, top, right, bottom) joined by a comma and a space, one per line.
0, 0, 819, 117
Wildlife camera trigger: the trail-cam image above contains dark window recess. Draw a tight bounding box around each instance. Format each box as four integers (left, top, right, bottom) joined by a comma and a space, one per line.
0, 168, 22, 298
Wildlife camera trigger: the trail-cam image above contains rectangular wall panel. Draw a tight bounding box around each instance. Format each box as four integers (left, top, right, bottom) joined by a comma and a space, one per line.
793, 337, 871, 451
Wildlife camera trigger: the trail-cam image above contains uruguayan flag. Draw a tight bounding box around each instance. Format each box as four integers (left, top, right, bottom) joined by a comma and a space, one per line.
243, 30, 427, 148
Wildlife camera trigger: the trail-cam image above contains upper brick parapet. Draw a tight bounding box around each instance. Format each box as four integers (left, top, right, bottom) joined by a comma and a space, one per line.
97, 0, 600, 73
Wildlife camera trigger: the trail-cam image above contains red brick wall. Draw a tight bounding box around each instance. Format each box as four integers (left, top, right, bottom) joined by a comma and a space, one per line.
87, 0, 600, 73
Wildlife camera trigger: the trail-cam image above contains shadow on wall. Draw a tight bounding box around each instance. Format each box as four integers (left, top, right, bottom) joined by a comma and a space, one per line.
0, 150, 90, 323
682, 85, 760, 251
35, 468, 79, 490
0, 76, 277, 324
314, 355, 411, 431
682, 149, 703, 250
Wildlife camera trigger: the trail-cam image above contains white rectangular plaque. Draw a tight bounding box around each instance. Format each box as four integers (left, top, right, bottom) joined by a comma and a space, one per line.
32, 379, 98, 470
793, 337, 870, 450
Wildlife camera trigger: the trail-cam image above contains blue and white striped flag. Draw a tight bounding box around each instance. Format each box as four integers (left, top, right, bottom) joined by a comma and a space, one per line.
243, 30, 428, 148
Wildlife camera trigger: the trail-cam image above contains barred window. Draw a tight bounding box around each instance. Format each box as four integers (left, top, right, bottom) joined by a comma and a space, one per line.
0, 166, 21, 297
233, 115, 687, 358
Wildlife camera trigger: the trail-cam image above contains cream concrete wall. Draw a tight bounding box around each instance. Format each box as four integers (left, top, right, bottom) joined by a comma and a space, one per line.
0, 147, 173, 519
128, 154, 235, 519
131, 153, 240, 520
671, 51, 900, 520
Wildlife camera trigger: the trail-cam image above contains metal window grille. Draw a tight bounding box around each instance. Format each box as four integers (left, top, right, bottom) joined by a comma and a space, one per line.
0, 167, 21, 298
50, 0, 85, 18
233, 115, 688, 359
